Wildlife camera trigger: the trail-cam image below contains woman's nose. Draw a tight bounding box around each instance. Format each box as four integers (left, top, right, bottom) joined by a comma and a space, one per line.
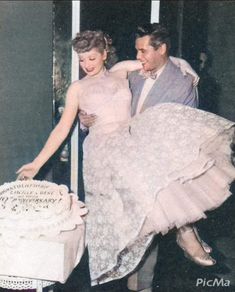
83, 60, 89, 67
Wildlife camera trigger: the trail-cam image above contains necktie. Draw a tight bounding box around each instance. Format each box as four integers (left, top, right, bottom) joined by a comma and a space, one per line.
139, 69, 158, 80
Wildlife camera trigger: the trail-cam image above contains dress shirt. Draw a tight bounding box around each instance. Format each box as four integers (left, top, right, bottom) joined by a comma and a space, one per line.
136, 63, 167, 114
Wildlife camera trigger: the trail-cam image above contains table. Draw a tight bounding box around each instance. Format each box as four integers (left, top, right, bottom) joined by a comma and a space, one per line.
0, 275, 54, 292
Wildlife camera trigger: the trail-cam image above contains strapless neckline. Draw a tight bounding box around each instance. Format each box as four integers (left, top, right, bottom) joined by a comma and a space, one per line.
84, 67, 108, 80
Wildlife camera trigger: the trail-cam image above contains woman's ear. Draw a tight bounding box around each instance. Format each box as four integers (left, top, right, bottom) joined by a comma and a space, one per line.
103, 50, 108, 61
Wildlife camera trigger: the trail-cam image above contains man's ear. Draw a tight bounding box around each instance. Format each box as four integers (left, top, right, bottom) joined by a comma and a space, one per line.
159, 43, 167, 56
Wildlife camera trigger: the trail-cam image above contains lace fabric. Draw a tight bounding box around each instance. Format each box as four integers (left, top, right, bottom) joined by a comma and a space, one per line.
0, 275, 54, 290
83, 103, 235, 284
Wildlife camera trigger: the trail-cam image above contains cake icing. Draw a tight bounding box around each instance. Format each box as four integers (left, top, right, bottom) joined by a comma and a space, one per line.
0, 180, 70, 217
0, 180, 87, 241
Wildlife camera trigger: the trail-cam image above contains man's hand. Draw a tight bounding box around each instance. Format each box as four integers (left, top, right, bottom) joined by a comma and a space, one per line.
78, 110, 97, 128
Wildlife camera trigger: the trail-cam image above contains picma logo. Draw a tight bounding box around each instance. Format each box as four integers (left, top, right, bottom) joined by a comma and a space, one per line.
196, 278, 230, 287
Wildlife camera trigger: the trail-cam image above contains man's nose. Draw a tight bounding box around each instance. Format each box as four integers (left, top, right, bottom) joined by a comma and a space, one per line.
136, 51, 142, 60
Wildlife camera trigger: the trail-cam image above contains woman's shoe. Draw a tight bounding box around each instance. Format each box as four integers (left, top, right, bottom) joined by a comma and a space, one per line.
183, 248, 216, 266
176, 228, 216, 267
193, 226, 212, 253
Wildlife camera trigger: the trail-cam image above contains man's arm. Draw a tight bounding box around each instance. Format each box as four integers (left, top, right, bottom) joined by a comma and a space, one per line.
183, 86, 198, 108
173, 74, 198, 108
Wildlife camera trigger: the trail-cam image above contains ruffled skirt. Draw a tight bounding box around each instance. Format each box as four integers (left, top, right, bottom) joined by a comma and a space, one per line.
83, 103, 235, 285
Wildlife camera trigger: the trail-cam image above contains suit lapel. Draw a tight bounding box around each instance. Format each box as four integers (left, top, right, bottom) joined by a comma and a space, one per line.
131, 74, 146, 116
140, 60, 173, 112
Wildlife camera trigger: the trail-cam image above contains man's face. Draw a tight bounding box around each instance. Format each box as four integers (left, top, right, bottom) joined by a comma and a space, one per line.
135, 35, 166, 72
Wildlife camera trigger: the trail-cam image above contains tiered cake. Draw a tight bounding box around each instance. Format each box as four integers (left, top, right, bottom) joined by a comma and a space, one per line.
0, 180, 87, 282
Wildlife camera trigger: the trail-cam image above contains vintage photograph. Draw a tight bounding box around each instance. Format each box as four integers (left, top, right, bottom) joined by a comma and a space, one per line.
0, 1, 235, 291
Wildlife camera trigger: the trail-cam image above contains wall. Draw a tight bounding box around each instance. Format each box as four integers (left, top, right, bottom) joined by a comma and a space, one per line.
207, 1, 235, 120
160, 0, 235, 120
0, 1, 53, 183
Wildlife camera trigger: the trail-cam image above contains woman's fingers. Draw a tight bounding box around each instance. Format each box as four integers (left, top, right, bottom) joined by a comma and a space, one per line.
16, 163, 38, 180
193, 76, 200, 87
79, 111, 97, 128
16, 169, 32, 180
16, 172, 28, 180
16, 166, 25, 174
16, 164, 31, 174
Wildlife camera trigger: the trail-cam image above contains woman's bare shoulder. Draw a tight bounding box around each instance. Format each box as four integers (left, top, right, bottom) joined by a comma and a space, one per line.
68, 78, 87, 90
66, 80, 84, 99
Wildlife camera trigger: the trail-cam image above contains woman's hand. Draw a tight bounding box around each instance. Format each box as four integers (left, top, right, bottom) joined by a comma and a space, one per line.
16, 162, 40, 180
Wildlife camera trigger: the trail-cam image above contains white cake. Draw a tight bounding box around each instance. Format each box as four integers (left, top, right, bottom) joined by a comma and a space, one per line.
0, 180, 87, 282
0, 180, 86, 238
0, 180, 70, 215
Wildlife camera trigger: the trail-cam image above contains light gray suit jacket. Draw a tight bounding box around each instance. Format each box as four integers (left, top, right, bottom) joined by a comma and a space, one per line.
129, 59, 197, 116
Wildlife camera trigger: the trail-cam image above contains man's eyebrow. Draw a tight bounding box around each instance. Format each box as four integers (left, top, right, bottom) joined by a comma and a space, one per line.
135, 48, 145, 52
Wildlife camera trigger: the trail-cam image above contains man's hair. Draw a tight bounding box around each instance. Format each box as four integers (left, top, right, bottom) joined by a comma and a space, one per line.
135, 23, 171, 53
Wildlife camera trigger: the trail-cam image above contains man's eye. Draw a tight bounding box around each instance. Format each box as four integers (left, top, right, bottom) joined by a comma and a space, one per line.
79, 59, 84, 63
89, 58, 95, 61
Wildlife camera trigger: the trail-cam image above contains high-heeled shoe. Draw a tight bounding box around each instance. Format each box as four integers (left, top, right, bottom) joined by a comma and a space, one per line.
193, 226, 212, 254
176, 229, 216, 266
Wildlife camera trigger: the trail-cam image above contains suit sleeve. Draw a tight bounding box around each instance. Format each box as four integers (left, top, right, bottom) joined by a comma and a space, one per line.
174, 75, 198, 109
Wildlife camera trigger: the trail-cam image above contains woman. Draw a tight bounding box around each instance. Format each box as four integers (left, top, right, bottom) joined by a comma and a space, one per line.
17, 30, 235, 285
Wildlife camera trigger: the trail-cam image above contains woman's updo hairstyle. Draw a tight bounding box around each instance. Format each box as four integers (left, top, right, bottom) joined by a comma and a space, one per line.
72, 30, 117, 68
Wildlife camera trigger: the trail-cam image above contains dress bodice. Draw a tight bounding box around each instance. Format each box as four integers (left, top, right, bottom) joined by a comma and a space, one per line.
78, 70, 132, 133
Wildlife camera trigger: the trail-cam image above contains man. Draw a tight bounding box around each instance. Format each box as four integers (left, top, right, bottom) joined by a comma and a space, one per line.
125, 22, 197, 292
126, 23, 214, 292
129, 23, 197, 116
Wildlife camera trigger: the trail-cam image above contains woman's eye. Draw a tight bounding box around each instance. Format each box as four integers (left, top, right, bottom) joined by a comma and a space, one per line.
89, 58, 95, 61
79, 59, 84, 63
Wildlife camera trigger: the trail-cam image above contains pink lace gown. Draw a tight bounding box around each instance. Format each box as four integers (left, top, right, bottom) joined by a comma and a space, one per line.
78, 70, 235, 285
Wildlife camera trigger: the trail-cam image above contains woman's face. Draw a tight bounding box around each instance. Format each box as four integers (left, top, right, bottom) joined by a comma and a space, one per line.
79, 48, 107, 77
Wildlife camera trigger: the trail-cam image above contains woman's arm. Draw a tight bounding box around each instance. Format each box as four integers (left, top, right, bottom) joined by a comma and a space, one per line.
16, 82, 81, 179
170, 56, 199, 86
109, 60, 142, 78
109, 58, 199, 86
